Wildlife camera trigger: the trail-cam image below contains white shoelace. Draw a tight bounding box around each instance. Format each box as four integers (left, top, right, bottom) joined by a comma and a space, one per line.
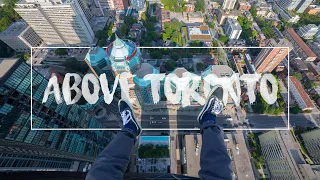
211, 98, 223, 114
121, 110, 133, 126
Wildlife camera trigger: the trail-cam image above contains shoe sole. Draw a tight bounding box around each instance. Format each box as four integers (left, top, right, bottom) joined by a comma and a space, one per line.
118, 99, 142, 136
197, 85, 223, 124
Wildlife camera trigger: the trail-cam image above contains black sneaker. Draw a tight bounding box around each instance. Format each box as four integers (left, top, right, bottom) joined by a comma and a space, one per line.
118, 99, 142, 136
197, 85, 224, 125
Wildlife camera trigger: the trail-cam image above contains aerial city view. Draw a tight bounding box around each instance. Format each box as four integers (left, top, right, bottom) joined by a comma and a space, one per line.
0, 0, 320, 179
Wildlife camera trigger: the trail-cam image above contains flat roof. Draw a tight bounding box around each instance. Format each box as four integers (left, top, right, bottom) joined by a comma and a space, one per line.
188, 25, 211, 40
135, 63, 155, 78
0, 21, 28, 36
286, 28, 317, 58
184, 135, 201, 178
289, 76, 315, 109
0, 58, 20, 78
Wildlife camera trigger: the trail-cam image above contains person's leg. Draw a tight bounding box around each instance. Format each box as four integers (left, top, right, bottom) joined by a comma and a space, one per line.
86, 99, 142, 180
86, 129, 137, 180
197, 85, 233, 180
198, 115, 233, 180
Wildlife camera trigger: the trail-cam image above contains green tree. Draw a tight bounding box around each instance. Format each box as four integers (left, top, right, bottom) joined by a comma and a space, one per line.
290, 105, 301, 114
196, 62, 204, 71
124, 16, 137, 26
293, 72, 303, 81
146, 22, 155, 31
55, 48, 68, 56
170, 52, 180, 61
150, 51, 162, 59
195, 0, 205, 13
119, 23, 129, 36
250, 6, 257, 18
218, 35, 228, 44
149, 16, 157, 23
165, 60, 176, 71
63, 58, 88, 74
0, 17, 11, 32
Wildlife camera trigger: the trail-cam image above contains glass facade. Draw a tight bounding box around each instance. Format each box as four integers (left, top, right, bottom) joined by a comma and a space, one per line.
0, 58, 113, 171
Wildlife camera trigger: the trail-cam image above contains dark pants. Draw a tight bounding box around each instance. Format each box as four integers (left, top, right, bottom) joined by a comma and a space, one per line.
86, 117, 232, 180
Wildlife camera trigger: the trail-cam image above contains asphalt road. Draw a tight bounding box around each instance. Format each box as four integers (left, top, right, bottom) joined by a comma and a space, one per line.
140, 113, 318, 129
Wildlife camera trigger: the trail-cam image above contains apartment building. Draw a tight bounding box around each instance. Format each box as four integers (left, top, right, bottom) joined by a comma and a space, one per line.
283, 28, 317, 61
0, 21, 43, 52
220, 0, 236, 10
253, 39, 291, 73
238, 1, 251, 11
216, 9, 238, 25
15, 0, 94, 46
297, 24, 319, 39
259, 131, 304, 179
289, 76, 315, 111
224, 18, 242, 40
276, 0, 313, 13
301, 129, 320, 164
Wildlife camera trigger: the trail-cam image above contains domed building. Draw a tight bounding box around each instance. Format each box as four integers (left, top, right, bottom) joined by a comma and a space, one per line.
85, 35, 158, 109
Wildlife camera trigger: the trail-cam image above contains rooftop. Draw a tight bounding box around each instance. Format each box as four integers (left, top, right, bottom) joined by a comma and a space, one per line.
202, 65, 234, 77
0, 58, 20, 78
0, 21, 28, 36
285, 28, 317, 58
289, 76, 315, 109
188, 25, 211, 40
226, 18, 242, 30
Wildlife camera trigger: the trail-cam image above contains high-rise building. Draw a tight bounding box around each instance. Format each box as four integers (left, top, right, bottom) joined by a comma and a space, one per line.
276, 0, 313, 13
0, 21, 43, 52
297, 24, 319, 39
295, 0, 313, 13
288, 76, 315, 111
276, 0, 301, 10
94, 0, 115, 9
220, 0, 236, 10
14, 0, 94, 46
259, 131, 304, 179
85, 37, 152, 107
283, 28, 317, 61
301, 129, 320, 164
224, 18, 242, 40
130, 0, 145, 11
254, 39, 291, 73
0, 58, 113, 171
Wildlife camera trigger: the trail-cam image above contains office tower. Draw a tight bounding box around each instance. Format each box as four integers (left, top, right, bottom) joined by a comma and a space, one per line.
0, 58, 113, 171
0, 21, 43, 52
254, 39, 290, 73
259, 131, 304, 179
95, 0, 115, 9
276, 0, 301, 10
130, 0, 145, 11
283, 28, 317, 61
297, 24, 319, 39
220, 0, 236, 10
15, 0, 94, 46
224, 18, 242, 40
301, 129, 320, 164
276, 0, 313, 13
296, 0, 313, 13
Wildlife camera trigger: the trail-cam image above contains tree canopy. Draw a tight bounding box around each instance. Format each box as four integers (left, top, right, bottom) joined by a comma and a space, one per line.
218, 35, 228, 44
195, 0, 205, 13
165, 60, 176, 71
62, 58, 88, 74
0, 0, 21, 32
55, 48, 68, 56
162, 20, 184, 44
170, 52, 180, 61
160, 0, 187, 12
138, 144, 169, 158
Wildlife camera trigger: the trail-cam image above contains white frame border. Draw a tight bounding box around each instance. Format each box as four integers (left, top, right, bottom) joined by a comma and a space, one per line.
30, 46, 290, 131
